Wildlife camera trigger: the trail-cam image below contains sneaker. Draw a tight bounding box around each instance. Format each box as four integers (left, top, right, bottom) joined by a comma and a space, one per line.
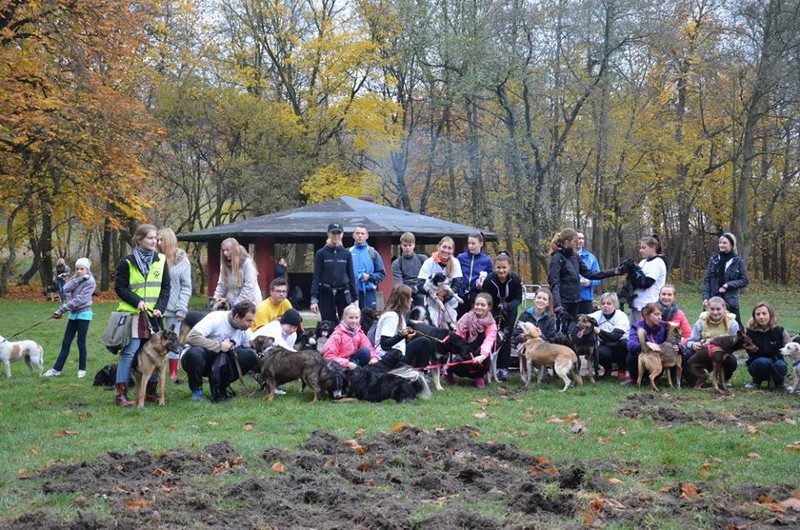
192, 389, 204, 401
475, 377, 485, 389
744, 381, 758, 390
274, 387, 287, 396
496, 369, 509, 381
784, 383, 794, 393
617, 371, 628, 381
43, 369, 61, 377
77, 370, 86, 378
443, 372, 456, 385
724, 379, 732, 388
620, 376, 635, 386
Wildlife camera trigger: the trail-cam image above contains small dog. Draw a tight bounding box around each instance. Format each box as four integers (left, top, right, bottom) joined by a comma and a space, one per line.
0, 335, 44, 378
256, 341, 324, 402
133, 327, 181, 408
687, 331, 758, 391
423, 272, 462, 329
43, 283, 60, 302
406, 322, 469, 391
636, 322, 683, 391
570, 315, 598, 383
318, 361, 348, 400
616, 258, 640, 312
516, 322, 582, 391
780, 342, 800, 393
312, 320, 336, 354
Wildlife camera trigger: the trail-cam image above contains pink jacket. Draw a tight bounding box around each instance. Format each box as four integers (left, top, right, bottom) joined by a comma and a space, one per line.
665, 309, 692, 345
454, 321, 498, 358
323, 323, 377, 367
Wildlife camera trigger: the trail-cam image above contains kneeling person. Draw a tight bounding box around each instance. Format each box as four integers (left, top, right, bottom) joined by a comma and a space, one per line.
253, 308, 303, 350
182, 301, 258, 401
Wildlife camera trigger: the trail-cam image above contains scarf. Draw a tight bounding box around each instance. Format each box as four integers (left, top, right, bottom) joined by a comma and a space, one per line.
431, 251, 453, 276
133, 246, 155, 278
658, 302, 679, 322
457, 310, 495, 343
716, 251, 734, 286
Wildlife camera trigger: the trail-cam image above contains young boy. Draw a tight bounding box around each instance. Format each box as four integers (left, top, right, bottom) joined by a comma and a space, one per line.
391, 232, 427, 307
252, 278, 292, 331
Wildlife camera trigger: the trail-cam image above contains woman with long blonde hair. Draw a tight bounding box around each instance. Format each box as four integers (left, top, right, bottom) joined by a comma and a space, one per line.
158, 228, 192, 382
213, 237, 262, 307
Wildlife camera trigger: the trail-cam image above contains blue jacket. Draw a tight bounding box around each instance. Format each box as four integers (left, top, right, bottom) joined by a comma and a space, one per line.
457, 251, 493, 299
578, 248, 601, 302
350, 244, 386, 293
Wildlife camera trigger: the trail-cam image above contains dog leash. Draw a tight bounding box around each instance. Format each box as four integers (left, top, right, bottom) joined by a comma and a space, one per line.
6, 316, 55, 339
230, 349, 251, 394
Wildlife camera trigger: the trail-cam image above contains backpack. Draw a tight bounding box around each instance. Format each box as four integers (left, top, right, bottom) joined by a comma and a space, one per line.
102, 311, 132, 354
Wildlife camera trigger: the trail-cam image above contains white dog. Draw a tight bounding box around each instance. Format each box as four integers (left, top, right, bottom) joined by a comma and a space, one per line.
422, 273, 463, 329
0, 335, 44, 378
780, 342, 800, 393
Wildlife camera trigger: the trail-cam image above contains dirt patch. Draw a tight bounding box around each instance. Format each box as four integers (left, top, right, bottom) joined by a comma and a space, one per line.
616, 392, 789, 426
2, 427, 795, 529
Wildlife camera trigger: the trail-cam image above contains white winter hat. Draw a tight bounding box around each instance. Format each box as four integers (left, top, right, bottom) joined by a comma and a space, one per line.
75, 257, 91, 270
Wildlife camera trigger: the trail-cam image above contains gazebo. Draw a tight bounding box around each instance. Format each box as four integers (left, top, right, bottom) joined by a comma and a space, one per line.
177, 196, 497, 305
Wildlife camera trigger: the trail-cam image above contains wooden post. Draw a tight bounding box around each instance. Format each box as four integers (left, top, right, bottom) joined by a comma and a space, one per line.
254, 236, 275, 299
207, 241, 220, 297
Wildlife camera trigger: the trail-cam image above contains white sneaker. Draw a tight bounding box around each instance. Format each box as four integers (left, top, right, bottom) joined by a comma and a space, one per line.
77, 370, 87, 378
274, 387, 287, 396
43, 369, 61, 377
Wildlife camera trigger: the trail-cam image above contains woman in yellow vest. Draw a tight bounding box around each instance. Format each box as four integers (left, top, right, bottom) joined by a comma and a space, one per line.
113, 224, 171, 407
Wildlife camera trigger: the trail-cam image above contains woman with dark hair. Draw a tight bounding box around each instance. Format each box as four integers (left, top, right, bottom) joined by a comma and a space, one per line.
213, 237, 262, 307
517, 287, 559, 343
623, 302, 674, 385
481, 253, 522, 381
456, 232, 493, 318
373, 284, 433, 369
113, 224, 171, 406
702, 233, 748, 326
548, 228, 622, 319
630, 234, 668, 324
744, 302, 790, 391
445, 293, 497, 389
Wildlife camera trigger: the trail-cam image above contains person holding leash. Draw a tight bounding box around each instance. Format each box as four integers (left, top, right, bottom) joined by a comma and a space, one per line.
702, 232, 748, 327
456, 232, 493, 318
213, 237, 262, 307
685, 296, 739, 387
43, 258, 96, 378
444, 293, 498, 389
373, 284, 433, 370
481, 252, 522, 381
587, 292, 630, 381
114, 224, 171, 407
310, 223, 358, 323
743, 302, 790, 391
157, 228, 192, 383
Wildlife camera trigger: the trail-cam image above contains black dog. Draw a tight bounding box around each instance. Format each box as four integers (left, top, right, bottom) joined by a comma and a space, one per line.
318, 361, 348, 400
616, 258, 640, 312
406, 321, 472, 390
570, 314, 599, 383
310, 320, 336, 354
346, 349, 430, 403
93, 363, 134, 389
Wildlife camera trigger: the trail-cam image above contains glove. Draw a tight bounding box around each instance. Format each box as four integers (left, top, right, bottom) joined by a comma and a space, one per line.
52, 312, 63, 319
83, 274, 91, 281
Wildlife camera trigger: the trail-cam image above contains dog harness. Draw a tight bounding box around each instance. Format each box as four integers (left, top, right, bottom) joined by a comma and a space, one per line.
705, 343, 722, 358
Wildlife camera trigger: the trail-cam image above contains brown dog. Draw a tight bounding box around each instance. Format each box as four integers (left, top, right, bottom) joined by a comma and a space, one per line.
134, 327, 181, 408
570, 314, 598, 383
636, 322, 683, 391
255, 341, 324, 402
687, 331, 758, 391
517, 322, 582, 392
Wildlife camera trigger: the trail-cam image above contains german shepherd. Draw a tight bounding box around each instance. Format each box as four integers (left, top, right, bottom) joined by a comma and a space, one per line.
133, 326, 181, 408
570, 315, 598, 383
516, 322, 582, 392
687, 331, 757, 391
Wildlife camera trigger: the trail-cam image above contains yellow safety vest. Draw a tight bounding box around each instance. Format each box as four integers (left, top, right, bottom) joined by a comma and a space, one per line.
117, 255, 166, 314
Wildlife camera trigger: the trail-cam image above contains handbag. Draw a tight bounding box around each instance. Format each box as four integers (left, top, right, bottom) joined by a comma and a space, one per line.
103, 311, 132, 354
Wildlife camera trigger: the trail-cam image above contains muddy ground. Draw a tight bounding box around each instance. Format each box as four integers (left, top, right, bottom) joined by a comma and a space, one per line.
3, 420, 797, 529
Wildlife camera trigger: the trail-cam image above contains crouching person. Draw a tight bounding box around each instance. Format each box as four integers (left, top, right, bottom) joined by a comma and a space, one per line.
323, 303, 379, 370
182, 301, 258, 402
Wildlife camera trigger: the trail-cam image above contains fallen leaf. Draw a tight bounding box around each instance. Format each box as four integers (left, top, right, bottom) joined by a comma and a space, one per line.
124, 498, 150, 510
589, 497, 604, 511
785, 443, 800, 452
658, 485, 672, 493
271, 462, 285, 473
344, 439, 366, 455
473, 412, 489, 419
30, 448, 39, 456
604, 498, 627, 510
244, 423, 254, 432
779, 497, 800, 511
569, 422, 586, 434
745, 424, 759, 434
597, 436, 612, 444
354, 428, 366, 436
152, 468, 168, 477
581, 511, 595, 525
207, 421, 218, 427
747, 452, 761, 459
55, 430, 79, 436
607, 477, 624, 485
144, 428, 153, 435
390, 422, 413, 432
699, 462, 712, 476
542, 467, 558, 474
681, 483, 700, 499
709, 456, 723, 463
323, 456, 335, 468
357, 462, 373, 472
535, 456, 550, 465
664, 433, 674, 442
785, 418, 797, 426
616, 427, 627, 436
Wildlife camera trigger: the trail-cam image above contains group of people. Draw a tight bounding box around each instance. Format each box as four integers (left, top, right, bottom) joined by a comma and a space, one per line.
42, 221, 792, 407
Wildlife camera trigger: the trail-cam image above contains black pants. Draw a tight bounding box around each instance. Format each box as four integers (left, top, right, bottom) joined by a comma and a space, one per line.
401, 337, 433, 369
597, 340, 627, 374
181, 346, 258, 392
449, 335, 489, 379
319, 288, 351, 324
578, 300, 594, 315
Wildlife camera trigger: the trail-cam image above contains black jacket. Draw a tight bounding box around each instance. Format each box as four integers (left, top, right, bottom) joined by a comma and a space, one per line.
482, 272, 523, 332
310, 244, 357, 302
548, 248, 617, 308
702, 254, 748, 309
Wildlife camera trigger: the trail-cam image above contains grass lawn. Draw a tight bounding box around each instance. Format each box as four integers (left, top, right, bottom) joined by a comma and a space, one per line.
1, 285, 799, 526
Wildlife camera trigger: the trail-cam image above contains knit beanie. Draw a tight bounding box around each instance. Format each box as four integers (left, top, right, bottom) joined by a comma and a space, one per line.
720, 232, 737, 252
280, 309, 303, 328
75, 257, 91, 270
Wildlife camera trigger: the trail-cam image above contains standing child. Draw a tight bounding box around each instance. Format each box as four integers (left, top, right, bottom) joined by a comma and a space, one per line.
44, 258, 96, 378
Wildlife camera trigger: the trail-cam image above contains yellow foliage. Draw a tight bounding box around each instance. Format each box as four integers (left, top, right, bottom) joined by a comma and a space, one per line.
301, 164, 381, 204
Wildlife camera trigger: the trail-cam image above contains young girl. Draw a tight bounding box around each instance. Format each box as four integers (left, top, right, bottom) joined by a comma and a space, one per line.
323, 304, 379, 370
744, 302, 790, 390
686, 296, 739, 386
418, 236, 464, 327
158, 228, 192, 383
548, 228, 621, 319
374, 284, 433, 369
624, 303, 673, 385
517, 288, 559, 343
631, 235, 668, 323
481, 252, 522, 381
43, 258, 96, 378
213, 237, 262, 307
456, 232, 493, 318
114, 224, 171, 406
446, 293, 497, 388
657, 285, 691, 342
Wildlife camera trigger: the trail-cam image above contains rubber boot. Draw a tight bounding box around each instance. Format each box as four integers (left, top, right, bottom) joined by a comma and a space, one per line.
169, 358, 181, 383
115, 383, 134, 407
145, 381, 159, 402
